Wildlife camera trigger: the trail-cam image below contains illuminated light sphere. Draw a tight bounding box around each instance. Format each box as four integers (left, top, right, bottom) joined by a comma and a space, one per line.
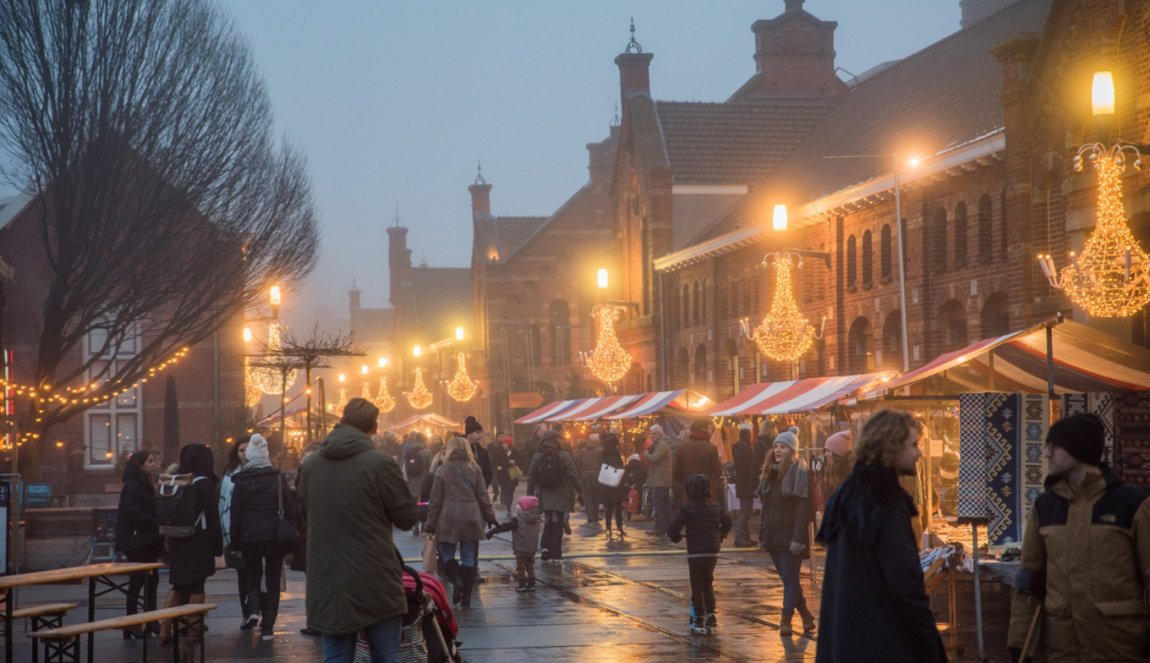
248, 322, 299, 394
446, 352, 479, 402
404, 368, 433, 410
587, 305, 633, 385
751, 253, 816, 362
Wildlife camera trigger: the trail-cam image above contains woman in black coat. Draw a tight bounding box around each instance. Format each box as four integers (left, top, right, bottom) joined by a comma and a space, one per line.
230, 436, 296, 640
115, 451, 162, 639
161, 443, 222, 643
600, 434, 629, 539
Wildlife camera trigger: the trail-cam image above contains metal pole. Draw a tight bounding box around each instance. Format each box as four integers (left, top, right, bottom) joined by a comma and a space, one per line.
894, 156, 911, 373
305, 362, 314, 444
1045, 323, 1056, 400
279, 368, 287, 446
972, 522, 985, 660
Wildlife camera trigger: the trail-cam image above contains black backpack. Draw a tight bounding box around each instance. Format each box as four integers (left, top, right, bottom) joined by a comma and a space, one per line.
405, 450, 427, 477
156, 474, 206, 539
535, 449, 565, 489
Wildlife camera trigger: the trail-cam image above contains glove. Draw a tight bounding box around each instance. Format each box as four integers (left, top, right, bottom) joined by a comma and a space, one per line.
789, 542, 806, 556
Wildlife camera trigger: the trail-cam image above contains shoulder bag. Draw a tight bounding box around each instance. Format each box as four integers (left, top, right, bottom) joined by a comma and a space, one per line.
598, 463, 624, 488
275, 473, 301, 549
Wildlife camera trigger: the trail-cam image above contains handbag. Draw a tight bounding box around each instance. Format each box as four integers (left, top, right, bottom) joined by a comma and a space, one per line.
421, 534, 438, 574
598, 463, 624, 488
507, 463, 523, 481
275, 473, 301, 549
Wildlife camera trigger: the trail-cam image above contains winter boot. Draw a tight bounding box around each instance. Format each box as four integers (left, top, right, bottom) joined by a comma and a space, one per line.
798, 605, 816, 634
185, 593, 207, 642
515, 573, 528, 593
459, 566, 478, 608
526, 575, 536, 592
442, 559, 461, 595
779, 608, 795, 636
158, 588, 186, 644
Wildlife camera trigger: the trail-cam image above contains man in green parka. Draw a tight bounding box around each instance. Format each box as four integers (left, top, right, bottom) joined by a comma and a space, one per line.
298, 398, 418, 663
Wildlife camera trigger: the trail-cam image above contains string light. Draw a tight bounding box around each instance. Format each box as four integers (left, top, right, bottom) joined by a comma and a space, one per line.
1039, 142, 1150, 317
750, 253, 816, 362
247, 322, 299, 394
446, 352, 478, 402
374, 376, 396, 413
403, 368, 433, 410
1, 347, 189, 407
586, 305, 633, 385
243, 359, 263, 407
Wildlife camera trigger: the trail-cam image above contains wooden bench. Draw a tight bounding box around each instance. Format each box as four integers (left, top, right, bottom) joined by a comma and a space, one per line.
31, 604, 217, 663
0, 602, 80, 663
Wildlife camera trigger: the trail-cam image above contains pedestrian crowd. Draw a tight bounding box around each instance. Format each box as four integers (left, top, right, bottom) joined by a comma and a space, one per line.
112, 398, 1149, 662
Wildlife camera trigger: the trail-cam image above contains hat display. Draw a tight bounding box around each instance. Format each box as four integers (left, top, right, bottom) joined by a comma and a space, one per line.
824, 431, 853, 457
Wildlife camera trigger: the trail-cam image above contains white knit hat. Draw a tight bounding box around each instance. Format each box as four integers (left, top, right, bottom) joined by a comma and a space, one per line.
245, 433, 271, 467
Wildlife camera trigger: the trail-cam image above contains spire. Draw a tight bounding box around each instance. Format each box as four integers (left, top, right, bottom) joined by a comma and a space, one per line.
474, 160, 486, 186
393, 202, 403, 227
625, 17, 643, 54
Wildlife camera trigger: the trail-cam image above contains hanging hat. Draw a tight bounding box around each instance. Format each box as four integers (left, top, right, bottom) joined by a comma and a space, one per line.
1047, 413, 1105, 466
465, 416, 483, 435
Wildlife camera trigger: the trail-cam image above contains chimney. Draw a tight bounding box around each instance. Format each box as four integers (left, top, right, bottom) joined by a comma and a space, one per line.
386, 224, 410, 308
348, 284, 362, 334
740, 0, 846, 100
468, 163, 492, 219
960, 0, 1017, 29
615, 19, 654, 114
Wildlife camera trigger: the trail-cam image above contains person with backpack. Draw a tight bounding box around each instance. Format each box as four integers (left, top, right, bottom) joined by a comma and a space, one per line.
229, 435, 297, 640
114, 450, 162, 639
157, 443, 222, 644
668, 474, 732, 635
401, 431, 432, 534
218, 434, 252, 630
526, 429, 580, 563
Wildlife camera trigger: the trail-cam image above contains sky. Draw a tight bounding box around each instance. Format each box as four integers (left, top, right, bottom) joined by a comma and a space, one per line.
25, 1, 964, 328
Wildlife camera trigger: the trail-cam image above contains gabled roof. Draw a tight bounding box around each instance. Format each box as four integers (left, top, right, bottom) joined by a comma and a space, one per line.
694, 0, 1052, 243
656, 99, 833, 185
491, 216, 547, 260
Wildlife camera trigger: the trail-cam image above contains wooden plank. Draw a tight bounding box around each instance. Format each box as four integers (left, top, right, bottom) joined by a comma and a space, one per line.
0, 602, 79, 620
32, 604, 218, 640
0, 562, 164, 590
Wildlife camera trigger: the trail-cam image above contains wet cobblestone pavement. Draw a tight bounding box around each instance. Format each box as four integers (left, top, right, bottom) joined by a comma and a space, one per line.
8, 508, 993, 662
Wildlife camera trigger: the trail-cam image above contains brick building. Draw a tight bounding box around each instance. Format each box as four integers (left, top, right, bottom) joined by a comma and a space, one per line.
0, 191, 245, 493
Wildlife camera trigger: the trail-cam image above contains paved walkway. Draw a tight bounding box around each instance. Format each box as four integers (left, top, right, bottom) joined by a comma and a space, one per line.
6, 508, 993, 662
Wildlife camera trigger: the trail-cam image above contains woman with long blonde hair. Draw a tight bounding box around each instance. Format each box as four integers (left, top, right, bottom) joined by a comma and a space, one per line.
757, 426, 815, 636
425, 436, 497, 607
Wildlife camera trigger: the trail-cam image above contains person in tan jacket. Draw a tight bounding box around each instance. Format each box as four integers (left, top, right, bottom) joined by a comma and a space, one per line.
1008, 413, 1150, 661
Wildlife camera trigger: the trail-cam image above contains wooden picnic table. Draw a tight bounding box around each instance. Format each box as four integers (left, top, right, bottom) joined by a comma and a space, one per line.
0, 561, 164, 663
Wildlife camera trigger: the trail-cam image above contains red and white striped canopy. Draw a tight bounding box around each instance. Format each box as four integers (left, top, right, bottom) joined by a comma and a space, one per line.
709, 373, 892, 417
605, 390, 686, 419
562, 394, 643, 421
513, 399, 580, 425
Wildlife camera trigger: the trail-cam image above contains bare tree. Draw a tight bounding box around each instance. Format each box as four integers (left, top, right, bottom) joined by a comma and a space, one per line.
0, 1, 319, 462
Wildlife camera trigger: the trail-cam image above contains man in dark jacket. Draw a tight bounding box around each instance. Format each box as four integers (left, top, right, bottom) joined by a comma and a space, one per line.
673, 418, 723, 504
730, 425, 757, 547
464, 415, 494, 488
815, 409, 945, 662
299, 398, 419, 663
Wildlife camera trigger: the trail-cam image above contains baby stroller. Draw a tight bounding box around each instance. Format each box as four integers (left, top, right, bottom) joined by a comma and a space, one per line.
355, 565, 463, 663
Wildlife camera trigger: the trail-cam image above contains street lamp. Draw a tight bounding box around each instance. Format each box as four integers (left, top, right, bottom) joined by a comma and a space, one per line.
596, 268, 609, 290
269, 285, 282, 318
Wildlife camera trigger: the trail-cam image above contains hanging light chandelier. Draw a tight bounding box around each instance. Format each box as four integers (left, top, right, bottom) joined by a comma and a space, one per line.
586, 305, 633, 385
248, 322, 299, 394
1039, 142, 1149, 317
374, 376, 396, 413
446, 352, 479, 402
404, 367, 433, 410
748, 253, 817, 362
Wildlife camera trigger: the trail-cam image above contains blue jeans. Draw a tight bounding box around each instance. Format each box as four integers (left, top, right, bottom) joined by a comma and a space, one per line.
650, 486, 671, 534
322, 616, 402, 663
769, 550, 807, 615
437, 540, 479, 568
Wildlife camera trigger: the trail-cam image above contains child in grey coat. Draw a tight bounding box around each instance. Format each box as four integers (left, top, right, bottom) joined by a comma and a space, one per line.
486, 494, 543, 592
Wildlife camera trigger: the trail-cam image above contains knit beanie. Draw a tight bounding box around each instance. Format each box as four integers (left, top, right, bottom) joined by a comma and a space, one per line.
1047, 413, 1105, 466
824, 431, 853, 457
465, 416, 483, 436
516, 495, 538, 512
774, 426, 800, 452
245, 433, 272, 468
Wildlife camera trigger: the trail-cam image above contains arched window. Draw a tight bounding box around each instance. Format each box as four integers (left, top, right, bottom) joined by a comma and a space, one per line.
954, 202, 968, 267
1000, 189, 1008, 257
692, 281, 701, 324
846, 235, 857, 289
693, 344, 708, 389
847, 317, 873, 373
682, 284, 690, 325
932, 207, 948, 271
701, 279, 707, 322
676, 347, 690, 387
862, 230, 873, 287
978, 194, 993, 263
549, 300, 571, 365
939, 300, 967, 352
526, 325, 542, 366
980, 293, 1010, 338
880, 224, 893, 280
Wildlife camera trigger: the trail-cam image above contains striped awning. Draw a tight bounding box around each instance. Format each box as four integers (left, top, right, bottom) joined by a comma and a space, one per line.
563, 394, 643, 421
862, 319, 1150, 398
392, 413, 461, 430
709, 373, 892, 417
605, 390, 685, 419
514, 399, 580, 425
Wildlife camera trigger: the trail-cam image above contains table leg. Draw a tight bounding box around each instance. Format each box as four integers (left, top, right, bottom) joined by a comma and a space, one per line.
87, 577, 96, 663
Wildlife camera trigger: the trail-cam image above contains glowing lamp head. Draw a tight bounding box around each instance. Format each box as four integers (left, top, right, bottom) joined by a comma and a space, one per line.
378, 357, 389, 368
596, 268, 609, 290
413, 345, 422, 358
361, 364, 369, 376
772, 204, 788, 232
1092, 71, 1115, 116
269, 285, 282, 307
908, 156, 921, 169
338, 373, 346, 383
242, 327, 253, 343
455, 326, 465, 341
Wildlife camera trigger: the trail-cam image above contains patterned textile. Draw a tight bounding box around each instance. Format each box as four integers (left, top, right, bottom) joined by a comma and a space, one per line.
1061, 393, 1116, 466
957, 393, 991, 521
1114, 392, 1150, 490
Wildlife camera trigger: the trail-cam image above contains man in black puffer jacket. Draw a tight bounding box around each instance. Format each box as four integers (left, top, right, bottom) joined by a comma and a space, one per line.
669, 474, 732, 635
230, 436, 297, 640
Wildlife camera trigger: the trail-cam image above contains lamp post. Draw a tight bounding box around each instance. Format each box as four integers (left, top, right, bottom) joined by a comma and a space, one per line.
823, 154, 918, 372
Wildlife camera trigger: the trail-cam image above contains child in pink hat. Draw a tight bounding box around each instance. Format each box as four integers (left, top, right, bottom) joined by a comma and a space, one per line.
487, 494, 543, 592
